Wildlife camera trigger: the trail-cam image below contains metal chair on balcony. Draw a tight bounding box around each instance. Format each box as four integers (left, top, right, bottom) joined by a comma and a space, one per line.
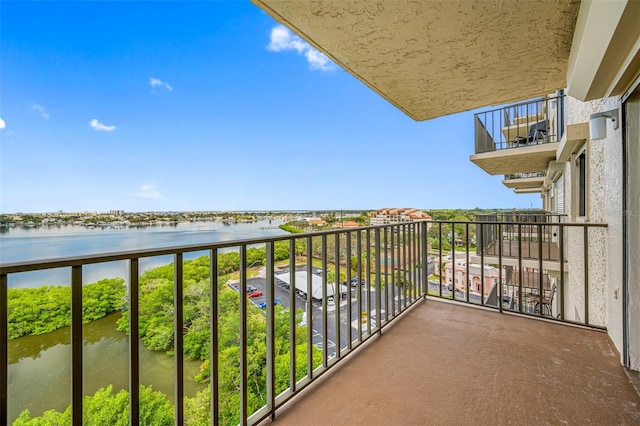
529, 283, 556, 316
515, 119, 548, 145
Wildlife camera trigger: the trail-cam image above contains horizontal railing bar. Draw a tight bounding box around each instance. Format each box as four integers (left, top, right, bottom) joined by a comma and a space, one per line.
0, 221, 607, 274
473, 95, 563, 117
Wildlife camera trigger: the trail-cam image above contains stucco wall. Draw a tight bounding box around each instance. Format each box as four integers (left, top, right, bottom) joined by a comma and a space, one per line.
562, 95, 624, 357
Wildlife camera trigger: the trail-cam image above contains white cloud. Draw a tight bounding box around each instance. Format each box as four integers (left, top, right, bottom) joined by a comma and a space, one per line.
0, 117, 5, 129
267, 25, 336, 72
89, 118, 116, 132
149, 77, 173, 91
134, 184, 162, 199
32, 104, 50, 119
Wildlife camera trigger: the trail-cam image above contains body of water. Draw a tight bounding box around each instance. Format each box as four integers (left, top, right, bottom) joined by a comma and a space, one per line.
1, 219, 287, 422
1, 220, 286, 288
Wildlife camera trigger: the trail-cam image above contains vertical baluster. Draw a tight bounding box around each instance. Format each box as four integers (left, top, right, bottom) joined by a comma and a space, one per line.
174, 254, 184, 426
465, 223, 470, 303
375, 228, 381, 335
584, 226, 590, 325
480, 222, 485, 305
356, 231, 362, 342
322, 235, 328, 366
129, 259, 140, 426
288, 240, 296, 391
498, 225, 503, 312
210, 249, 219, 426
559, 226, 565, 320
346, 232, 352, 349
538, 224, 544, 317
421, 222, 428, 298
518, 224, 523, 312
265, 242, 276, 419
334, 233, 341, 357
239, 248, 247, 425
451, 222, 455, 300
71, 265, 83, 426
1, 274, 8, 424
306, 237, 313, 377
439, 222, 443, 299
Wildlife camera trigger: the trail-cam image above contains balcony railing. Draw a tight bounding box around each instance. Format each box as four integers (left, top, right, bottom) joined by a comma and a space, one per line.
504, 171, 547, 180
0, 219, 606, 425
475, 212, 566, 262
474, 94, 565, 154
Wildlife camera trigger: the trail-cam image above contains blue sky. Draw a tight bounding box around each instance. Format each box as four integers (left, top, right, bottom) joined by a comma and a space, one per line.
0, 1, 541, 213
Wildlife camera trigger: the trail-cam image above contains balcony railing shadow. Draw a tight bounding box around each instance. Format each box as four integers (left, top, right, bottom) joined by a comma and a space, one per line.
0, 218, 617, 425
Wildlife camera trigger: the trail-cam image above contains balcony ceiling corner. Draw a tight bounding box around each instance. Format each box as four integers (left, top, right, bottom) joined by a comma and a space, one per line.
251, 0, 579, 121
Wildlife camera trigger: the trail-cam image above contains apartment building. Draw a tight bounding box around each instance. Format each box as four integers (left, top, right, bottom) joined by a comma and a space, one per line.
370, 208, 431, 226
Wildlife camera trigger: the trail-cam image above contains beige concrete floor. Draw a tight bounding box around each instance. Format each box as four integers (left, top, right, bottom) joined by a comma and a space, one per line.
262, 299, 640, 426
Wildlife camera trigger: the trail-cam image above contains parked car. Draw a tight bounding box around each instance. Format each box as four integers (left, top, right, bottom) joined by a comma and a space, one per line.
246, 285, 258, 294
350, 278, 367, 287
258, 297, 282, 309
247, 289, 263, 298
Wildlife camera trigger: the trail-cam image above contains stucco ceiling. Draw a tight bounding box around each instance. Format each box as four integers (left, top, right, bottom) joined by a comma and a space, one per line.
253, 0, 580, 121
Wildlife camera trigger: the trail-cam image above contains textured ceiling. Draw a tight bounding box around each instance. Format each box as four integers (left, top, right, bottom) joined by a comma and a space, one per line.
253, 0, 580, 121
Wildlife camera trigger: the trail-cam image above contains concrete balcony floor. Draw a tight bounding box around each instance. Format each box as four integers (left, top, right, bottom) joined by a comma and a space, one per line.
263, 300, 640, 425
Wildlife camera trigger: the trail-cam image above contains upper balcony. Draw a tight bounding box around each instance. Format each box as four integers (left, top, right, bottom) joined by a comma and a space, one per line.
2, 219, 637, 425
503, 171, 547, 193
471, 95, 565, 176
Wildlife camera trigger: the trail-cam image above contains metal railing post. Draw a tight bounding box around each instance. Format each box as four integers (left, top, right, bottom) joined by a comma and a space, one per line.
174, 254, 184, 426
538, 224, 544, 317
71, 265, 83, 426
438, 222, 443, 298
518, 224, 523, 312
334, 233, 341, 356
129, 259, 140, 426
375, 228, 382, 335
239, 247, 248, 425
306, 237, 313, 377
321, 235, 328, 367
265, 242, 276, 419
210, 249, 219, 426
584, 227, 590, 325
1, 274, 8, 424
346, 232, 352, 349
559, 226, 565, 320
288, 240, 296, 391
421, 222, 428, 298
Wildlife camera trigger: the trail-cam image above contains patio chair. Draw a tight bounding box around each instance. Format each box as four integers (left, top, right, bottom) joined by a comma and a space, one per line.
530, 283, 556, 316
515, 119, 548, 145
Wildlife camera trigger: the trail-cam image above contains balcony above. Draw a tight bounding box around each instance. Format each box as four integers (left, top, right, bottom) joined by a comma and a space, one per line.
503, 172, 546, 192
251, 1, 579, 121
471, 96, 564, 176
264, 300, 640, 425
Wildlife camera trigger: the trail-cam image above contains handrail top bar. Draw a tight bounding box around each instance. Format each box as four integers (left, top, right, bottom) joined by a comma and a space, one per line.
473, 94, 565, 118
0, 219, 606, 274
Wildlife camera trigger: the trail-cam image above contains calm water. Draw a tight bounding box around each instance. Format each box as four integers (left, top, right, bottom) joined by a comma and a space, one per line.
1, 220, 286, 422
1, 220, 285, 288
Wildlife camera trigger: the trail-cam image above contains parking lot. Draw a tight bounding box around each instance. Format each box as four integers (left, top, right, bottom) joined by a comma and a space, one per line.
227, 264, 374, 355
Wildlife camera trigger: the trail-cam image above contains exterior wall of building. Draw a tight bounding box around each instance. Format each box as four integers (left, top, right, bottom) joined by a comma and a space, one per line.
562, 95, 624, 350
441, 262, 499, 295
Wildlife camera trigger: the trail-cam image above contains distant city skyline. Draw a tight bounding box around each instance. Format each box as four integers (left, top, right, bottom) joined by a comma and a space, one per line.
0, 1, 542, 213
